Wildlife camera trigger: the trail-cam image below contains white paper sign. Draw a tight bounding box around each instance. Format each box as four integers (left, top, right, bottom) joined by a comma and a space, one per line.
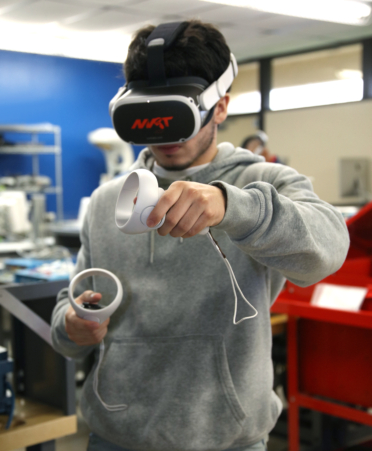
310, 283, 367, 312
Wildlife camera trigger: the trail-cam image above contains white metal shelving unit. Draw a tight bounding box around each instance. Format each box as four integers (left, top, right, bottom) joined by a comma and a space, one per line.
0, 123, 63, 220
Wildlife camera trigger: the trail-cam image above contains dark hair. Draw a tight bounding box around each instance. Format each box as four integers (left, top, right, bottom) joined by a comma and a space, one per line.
124, 20, 231, 85
241, 135, 265, 149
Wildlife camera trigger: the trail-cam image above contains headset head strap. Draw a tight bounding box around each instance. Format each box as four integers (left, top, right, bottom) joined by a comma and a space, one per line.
145, 22, 188, 87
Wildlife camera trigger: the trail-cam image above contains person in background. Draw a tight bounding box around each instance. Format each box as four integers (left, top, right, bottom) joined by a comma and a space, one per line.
241, 131, 283, 163
51, 19, 349, 451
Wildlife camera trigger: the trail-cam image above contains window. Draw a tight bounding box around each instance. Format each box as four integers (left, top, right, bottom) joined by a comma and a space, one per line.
270, 44, 363, 111
228, 62, 260, 115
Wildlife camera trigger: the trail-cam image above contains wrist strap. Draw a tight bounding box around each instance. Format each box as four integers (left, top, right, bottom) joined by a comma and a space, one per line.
206, 231, 258, 324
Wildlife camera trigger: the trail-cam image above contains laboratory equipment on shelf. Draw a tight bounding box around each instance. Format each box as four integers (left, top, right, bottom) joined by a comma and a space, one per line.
0, 123, 63, 221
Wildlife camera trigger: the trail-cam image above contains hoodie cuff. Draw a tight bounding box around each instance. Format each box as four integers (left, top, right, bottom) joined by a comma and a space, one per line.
209, 180, 265, 239
51, 298, 97, 360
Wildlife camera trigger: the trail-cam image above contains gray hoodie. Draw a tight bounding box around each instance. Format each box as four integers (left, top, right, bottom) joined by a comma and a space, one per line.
51, 142, 349, 451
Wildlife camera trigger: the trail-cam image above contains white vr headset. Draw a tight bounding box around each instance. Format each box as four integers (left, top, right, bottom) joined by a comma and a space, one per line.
109, 21, 238, 146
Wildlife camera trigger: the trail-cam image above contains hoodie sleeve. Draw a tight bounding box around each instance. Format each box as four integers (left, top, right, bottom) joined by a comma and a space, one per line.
51, 194, 98, 360
211, 163, 350, 287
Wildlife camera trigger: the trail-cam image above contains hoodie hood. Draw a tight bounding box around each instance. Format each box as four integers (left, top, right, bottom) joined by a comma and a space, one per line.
130, 142, 265, 188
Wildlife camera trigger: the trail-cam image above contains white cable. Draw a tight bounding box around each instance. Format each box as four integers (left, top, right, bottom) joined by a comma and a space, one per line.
206, 232, 258, 324
224, 258, 258, 325
93, 340, 128, 412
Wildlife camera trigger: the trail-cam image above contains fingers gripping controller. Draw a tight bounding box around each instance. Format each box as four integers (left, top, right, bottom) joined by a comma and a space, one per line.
115, 169, 209, 235
68, 268, 123, 324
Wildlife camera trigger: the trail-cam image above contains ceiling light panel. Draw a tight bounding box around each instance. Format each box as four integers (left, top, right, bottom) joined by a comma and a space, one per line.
0, 0, 88, 23
0, 17, 132, 62
195, 3, 266, 23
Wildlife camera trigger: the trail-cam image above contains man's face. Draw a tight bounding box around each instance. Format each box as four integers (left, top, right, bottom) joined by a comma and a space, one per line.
246, 138, 263, 154
148, 95, 229, 170
148, 117, 216, 171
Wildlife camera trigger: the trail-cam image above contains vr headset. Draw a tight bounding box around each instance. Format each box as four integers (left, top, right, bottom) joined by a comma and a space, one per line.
109, 21, 238, 146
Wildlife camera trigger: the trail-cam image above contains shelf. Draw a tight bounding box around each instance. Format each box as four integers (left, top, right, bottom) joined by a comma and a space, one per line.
0, 123, 64, 220
0, 237, 55, 254
0, 123, 60, 134
3, 187, 62, 194
270, 313, 288, 335
0, 145, 60, 154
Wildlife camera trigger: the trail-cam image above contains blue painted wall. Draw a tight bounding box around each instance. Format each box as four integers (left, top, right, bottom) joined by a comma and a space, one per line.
0, 50, 142, 219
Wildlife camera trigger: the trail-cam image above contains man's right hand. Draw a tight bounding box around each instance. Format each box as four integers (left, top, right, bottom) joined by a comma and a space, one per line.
65, 290, 110, 346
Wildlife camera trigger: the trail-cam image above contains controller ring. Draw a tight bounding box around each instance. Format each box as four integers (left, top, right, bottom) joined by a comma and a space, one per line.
115, 169, 165, 235
68, 268, 123, 324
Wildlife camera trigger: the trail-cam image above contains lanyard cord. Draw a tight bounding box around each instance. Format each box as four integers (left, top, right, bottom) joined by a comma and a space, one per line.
206, 231, 258, 325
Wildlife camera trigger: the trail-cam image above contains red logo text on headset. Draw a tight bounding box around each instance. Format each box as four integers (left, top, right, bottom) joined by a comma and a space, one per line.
131, 117, 173, 130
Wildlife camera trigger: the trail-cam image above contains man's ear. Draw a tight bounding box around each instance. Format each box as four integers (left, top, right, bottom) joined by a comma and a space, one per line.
214, 94, 230, 125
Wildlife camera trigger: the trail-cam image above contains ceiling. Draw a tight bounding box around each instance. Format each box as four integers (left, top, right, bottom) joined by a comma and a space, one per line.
1, 0, 372, 63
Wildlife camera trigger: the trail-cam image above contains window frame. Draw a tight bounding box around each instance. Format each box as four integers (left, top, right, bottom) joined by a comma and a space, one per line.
235, 37, 372, 130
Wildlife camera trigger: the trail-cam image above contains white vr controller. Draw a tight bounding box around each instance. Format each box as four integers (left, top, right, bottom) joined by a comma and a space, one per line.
115, 168, 209, 235
68, 268, 123, 324
69, 168, 209, 322
115, 169, 166, 234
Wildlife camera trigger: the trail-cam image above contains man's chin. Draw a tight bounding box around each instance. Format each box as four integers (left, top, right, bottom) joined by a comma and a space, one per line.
157, 161, 193, 171
152, 152, 192, 171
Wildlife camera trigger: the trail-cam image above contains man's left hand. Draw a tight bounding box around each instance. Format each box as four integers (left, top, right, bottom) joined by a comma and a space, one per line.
146, 181, 226, 238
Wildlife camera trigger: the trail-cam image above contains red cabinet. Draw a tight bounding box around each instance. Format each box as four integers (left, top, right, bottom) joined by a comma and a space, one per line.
271, 201, 372, 451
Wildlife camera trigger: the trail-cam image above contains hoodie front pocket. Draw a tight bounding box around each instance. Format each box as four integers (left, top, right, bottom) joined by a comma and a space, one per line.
88, 335, 246, 451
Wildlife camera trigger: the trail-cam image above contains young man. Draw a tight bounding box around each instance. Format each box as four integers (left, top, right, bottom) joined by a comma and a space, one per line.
51, 20, 349, 451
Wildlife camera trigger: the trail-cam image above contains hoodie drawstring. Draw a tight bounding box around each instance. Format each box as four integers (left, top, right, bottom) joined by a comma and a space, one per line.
150, 230, 155, 264
150, 232, 184, 263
